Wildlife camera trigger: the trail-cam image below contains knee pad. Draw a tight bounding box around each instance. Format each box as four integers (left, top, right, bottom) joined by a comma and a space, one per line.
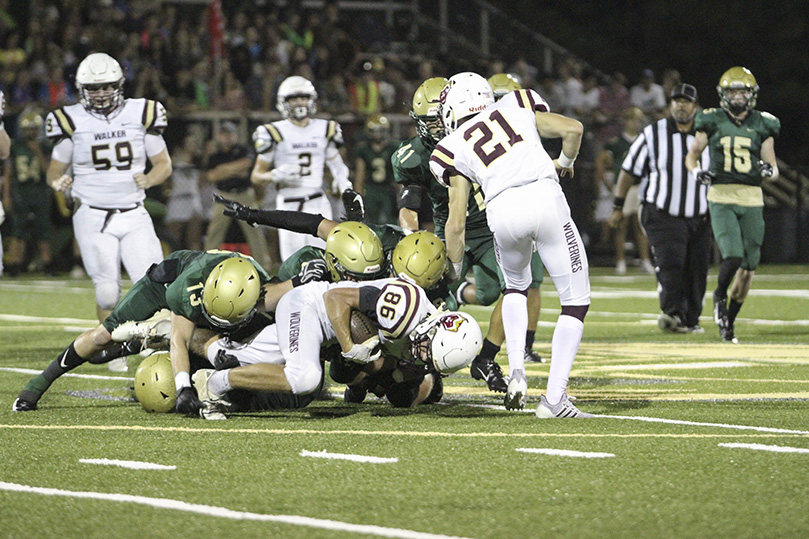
95, 281, 121, 311
284, 364, 323, 395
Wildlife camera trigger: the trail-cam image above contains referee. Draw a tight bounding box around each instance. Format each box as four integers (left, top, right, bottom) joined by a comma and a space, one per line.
608, 84, 712, 332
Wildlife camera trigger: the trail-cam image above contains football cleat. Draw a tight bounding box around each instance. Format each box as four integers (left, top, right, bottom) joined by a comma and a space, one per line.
192, 369, 229, 420
111, 309, 171, 348
504, 369, 527, 411
12, 396, 38, 412
525, 348, 545, 363
713, 292, 728, 330
469, 355, 508, 393
107, 357, 128, 372
658, 313, 685, 333
343, 384, 368, 404
535, 393, 594, 418
721, 324, 739, 344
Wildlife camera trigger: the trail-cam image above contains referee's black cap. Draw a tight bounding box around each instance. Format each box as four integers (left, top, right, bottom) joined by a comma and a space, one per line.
671, 83, 698, 102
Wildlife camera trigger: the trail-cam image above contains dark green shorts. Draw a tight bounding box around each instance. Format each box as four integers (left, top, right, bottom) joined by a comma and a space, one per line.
102, 276, 168, 333
709, 202, 765, 270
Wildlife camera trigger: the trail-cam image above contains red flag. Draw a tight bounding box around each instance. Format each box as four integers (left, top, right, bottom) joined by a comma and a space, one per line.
208, 0, 224, 59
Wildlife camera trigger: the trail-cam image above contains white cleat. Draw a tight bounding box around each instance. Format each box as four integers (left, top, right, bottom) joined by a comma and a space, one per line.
504, 369, 528, 411
107, 357, 128, 372
192, 369, 229, 420
111, 309, 171, 348
535, 393, 593, 418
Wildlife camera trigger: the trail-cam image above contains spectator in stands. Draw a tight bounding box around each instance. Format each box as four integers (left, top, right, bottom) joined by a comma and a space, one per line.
661, 69, 682, 103
165, 132, 205, 251
349, 61, 383, 115
38, 64, 73, 109
203, 121, 272, 269
535, 71, 567, 113
630, 68, 666, 121
595, 71, 631, 142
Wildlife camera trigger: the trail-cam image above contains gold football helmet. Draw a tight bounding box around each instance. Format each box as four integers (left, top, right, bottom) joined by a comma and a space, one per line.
487, 73, 522, 100
202, 257, 261, 330
391, 231, 447, 289
717, 66, 758, 115
134, 352, 176, 413
410, 77, 448, 146
18, 111, 44, 139
365, 113, 390, 142
325, 222, 387, 281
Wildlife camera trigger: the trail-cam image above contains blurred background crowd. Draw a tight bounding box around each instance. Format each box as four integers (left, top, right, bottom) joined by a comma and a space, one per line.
0, 0, 804, 276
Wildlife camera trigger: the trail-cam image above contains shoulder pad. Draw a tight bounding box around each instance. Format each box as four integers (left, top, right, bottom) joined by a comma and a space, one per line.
46, 108, 75, 139
253, 124, 282, 154
142, 100, 168, 135
510, 89, 550, 112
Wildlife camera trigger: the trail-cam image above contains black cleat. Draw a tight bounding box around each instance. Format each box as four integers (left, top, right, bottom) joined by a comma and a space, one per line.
713, 292, 728, 330
525, 348, 545, 363
470, 356, 508, 393
344, 384, 368, 404
12, 397, 37, 412
721, 323, 739, 344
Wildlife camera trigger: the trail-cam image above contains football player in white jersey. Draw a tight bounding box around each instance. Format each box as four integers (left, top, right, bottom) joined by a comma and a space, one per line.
46, 52, 172, 335
250, 75, 352, 261
189, 278, 479, 418
0, 91, 10, 277
430, 73, 593, 417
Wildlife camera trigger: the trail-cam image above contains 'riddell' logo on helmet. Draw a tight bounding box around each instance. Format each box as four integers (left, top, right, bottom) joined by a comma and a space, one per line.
469, 105, 488, 113
439, 313, 464, 332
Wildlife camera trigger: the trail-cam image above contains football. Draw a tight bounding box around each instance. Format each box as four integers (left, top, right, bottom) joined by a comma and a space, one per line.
350, 310, 377, 343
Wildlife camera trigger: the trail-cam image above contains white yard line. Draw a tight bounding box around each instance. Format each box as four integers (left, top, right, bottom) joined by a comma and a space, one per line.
79, 458, 176, 470
0, 367, 132, 381
300, 449, 398, 463
718, 443, 809, 454
516, 448, 614, 458
603, 415, 809, 435
0, 481, 470, 539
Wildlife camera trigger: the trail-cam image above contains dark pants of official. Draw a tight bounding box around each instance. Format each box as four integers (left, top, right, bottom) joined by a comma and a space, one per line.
640, 203, 712, 327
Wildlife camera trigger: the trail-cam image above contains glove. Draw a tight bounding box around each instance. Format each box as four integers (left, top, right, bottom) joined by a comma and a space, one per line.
271, 163, 303, 186
341, 188, 365, 222
51, 174, 74, 192
175, 386, 202, 416
693, 167, 715, 186
342, 337, 382, 364
445, 259, 463, 283
213, 193, 260, 226
758, 160, 775, 178
291, 258, 329, 287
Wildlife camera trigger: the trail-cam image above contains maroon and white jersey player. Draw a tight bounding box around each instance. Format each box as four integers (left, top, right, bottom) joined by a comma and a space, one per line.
429, 73, 592, 416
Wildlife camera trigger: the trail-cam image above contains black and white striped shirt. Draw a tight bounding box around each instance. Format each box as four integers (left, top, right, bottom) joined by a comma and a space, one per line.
622, 117, 710, 218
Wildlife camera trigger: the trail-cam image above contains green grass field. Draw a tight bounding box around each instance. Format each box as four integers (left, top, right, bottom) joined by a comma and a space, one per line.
1, 266, 808, 538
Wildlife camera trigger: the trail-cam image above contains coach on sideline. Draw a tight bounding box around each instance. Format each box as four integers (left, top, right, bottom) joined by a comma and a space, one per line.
608, 83, 712, 333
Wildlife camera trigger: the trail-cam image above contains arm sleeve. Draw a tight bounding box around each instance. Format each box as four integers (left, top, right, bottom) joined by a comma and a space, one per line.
358, 286, 382, 321
326, 146, 351, 190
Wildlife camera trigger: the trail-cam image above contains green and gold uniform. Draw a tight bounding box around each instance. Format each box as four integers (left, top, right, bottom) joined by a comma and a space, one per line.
103, 250, 272, 333
354, 140, 400, 225
8, 139, 52, 240
392, 135, 543, 305
696, 108, 780, 268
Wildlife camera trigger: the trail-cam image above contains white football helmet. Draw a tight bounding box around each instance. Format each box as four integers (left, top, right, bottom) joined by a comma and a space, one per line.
409, 311, 483, 373
76, 52, 125, 115
277, 75, 317, 120
440, 72, 494, 135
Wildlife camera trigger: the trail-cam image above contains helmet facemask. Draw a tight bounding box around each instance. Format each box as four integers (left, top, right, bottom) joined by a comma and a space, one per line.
717, 66, 758, 116
277, 76, 318, 121
439, 72, 495, 135
76, 53, 126, 116
410, 77, 448, 147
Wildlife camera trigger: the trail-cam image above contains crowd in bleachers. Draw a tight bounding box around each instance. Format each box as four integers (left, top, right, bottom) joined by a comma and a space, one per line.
0, 0, 683, 275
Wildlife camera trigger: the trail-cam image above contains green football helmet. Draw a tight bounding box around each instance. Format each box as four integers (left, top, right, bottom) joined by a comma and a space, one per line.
391, 230, 447, 289
487, 73, 522, 100
717, 66, 759, 115
409, 77, 448, 146
134, 352, 176, 413
325, 222, 387, 281
202, 257, 261, 330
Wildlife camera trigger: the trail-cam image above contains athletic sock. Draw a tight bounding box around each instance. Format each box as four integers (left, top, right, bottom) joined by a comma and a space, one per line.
728, 299, 743, 326
208, 370, 233, 397
525, 330, 536, 351
22, 342, 85, 397
546, 315, 584, 405
716, 257, 742, 298
502, 292, 528, 375
477, 339, 501, 362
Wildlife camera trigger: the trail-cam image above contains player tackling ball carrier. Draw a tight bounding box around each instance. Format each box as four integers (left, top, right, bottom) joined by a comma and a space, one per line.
430, 73, 593, 417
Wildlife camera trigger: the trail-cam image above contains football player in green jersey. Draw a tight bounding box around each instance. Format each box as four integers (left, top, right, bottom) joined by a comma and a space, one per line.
353, 114, 400, 225
11, 250, 300, 413
4, 112, 53, 276
392, 76, 546, 394
686, 66, 780, 344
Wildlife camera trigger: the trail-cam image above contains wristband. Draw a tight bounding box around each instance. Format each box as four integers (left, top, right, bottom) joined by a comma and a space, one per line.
557, 152, 577, 168
612, 197, 625, 210
175, 371, 191, 392
452, 260, 464, 279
